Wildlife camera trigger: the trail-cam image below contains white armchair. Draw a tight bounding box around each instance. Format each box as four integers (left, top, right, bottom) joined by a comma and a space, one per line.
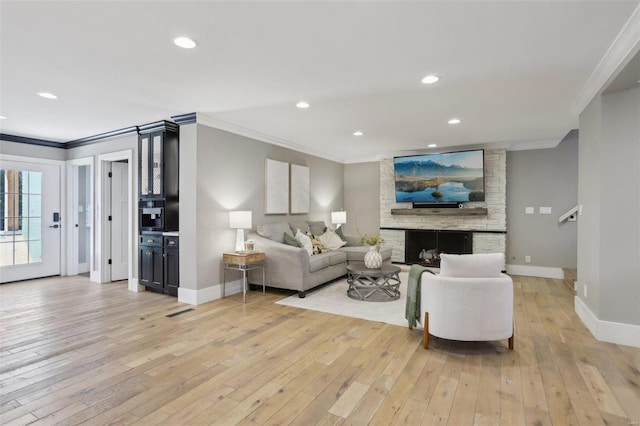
419, 253, 514, 350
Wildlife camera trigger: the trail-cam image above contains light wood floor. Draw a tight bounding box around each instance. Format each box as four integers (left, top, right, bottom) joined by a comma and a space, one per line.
1, 274, 639, 425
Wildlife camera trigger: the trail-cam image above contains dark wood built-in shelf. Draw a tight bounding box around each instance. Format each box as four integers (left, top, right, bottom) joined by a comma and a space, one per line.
391, 207, 488, 216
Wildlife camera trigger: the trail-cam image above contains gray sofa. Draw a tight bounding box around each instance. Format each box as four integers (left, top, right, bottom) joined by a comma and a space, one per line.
247, 220, 392, 297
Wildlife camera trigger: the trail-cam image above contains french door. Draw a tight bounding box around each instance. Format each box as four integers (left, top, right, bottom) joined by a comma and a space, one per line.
0, 158, 61, 283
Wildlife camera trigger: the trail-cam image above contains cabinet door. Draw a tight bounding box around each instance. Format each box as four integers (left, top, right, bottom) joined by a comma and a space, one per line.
150, 133, 163, 198
139, 134, 150, 197
139, 245, 163, 290
164, 247, 179, 296
139, 131, 164, 200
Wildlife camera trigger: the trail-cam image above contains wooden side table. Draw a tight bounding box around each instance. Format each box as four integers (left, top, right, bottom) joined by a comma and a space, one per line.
222, 252, 265, 303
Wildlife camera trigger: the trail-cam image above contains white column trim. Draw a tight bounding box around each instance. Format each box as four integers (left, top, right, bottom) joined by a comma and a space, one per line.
570, 4, 640, 115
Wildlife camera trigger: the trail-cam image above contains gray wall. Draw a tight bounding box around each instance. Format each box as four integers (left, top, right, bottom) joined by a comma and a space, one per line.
181, 124, 345, 292
578, 86, 640, 326
0, 140, 66, 161
506, 133, 578, 268
343, 162, 380, 237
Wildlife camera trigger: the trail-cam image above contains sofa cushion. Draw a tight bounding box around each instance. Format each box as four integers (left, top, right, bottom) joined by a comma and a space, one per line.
257, 222, 292, 242
324, 250, 347, 266
439, 253, 504, 278
307, 221, 327, 236
294, 230, 314, 256
317, 228, 347, 251
282, 231, 301, 247
308, 252, 331, 272
289, 221, 310, 235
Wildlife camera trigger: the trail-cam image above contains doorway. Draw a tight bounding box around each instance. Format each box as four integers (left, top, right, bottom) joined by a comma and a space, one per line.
96, 150, 135, 287
0, 157, 63, 283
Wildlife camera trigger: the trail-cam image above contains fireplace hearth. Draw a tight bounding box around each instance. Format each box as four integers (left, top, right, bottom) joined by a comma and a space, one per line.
405, 229, 472, 266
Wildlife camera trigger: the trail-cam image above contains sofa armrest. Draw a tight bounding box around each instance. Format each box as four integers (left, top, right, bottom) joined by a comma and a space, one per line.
247, 232, 309, 289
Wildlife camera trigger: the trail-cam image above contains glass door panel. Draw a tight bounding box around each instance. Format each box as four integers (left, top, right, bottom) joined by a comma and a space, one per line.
0, 169, 43, 266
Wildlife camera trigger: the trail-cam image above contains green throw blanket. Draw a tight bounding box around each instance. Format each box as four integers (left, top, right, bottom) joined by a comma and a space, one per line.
405, 265, 436, 329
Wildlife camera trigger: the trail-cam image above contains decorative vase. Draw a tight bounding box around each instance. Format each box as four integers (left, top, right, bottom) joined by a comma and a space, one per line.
364, 245, 383, 269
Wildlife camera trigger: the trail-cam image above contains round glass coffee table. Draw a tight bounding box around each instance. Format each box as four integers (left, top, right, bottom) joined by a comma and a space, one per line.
346, 262, 402, 301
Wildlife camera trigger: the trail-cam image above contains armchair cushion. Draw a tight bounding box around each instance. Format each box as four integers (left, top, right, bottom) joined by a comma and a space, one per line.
439, 253, 504, 278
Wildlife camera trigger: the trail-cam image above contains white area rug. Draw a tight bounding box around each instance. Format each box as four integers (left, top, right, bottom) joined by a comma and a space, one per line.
275, 271, 410, 327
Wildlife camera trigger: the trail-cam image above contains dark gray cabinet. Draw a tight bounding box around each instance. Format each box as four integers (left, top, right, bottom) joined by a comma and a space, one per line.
138, 121, 179, 202
139, 233, 179, 296
138, 120, 180, 296
139, 233, 163, 291
163, 236, 179, 297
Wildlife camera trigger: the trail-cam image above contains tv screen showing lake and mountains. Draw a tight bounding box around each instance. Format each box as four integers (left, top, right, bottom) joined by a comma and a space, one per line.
394, 150, 485, 203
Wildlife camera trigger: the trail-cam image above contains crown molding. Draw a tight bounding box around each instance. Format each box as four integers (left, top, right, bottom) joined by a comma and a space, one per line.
171, 112, 197, 126
66, 126, 139, 148
344, 137, 562, 164
195, 113, 344, 163
570, 4, 640, 115
0, 133, 65, 148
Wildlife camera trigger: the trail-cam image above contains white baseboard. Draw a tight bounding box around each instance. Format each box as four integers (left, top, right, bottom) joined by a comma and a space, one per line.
575, 296, 640, 348
177, 279, 243, 305
506, 264, 564, 279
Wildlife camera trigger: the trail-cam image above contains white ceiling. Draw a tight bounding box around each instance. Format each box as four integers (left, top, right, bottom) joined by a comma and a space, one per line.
1, 1, 638, 163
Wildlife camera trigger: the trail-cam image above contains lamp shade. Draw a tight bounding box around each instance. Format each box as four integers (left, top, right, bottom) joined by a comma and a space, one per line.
229, 210, 252, 229
331, 211, 347, 225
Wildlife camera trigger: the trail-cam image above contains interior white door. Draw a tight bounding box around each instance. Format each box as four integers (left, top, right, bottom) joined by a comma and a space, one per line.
0, 159, 61, 283
110, 161, 128, 281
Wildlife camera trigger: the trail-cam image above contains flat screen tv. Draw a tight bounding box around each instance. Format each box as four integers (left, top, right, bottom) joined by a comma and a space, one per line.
394, 149, 485, 204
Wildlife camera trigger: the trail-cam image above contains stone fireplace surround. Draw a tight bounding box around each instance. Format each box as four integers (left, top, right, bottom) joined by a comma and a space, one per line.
379, 150, 507, 264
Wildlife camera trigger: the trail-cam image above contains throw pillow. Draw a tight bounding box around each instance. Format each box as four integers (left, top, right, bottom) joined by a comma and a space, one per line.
335, 226, 347, 242
439, 253, 504, 278
294, 230, 314, 256
307, 221, 327, 236
282, 232, 301, 247
288, 221, 310, 235
317, 228, 347, 251
257, 222, 292, 242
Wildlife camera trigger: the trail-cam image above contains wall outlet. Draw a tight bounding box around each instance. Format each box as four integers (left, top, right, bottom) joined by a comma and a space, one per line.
525, 255, 531, 263
583, 284, 588, 298
539, 206, 552, 215
525, 207, 535, 215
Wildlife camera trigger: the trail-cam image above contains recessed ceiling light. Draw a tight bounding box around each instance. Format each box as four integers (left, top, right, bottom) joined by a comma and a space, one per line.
428, 144, 437, 148
448, 118, 461, 124
421, 75, 440, 84
174, 36, 196, 49
296, 101, 310, 109
0, 115, 6, 120
353, 131, 363, 136
38, 92, 57, 99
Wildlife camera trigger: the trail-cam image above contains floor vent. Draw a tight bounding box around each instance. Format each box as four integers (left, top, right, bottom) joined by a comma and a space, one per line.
166, 308, 194, 318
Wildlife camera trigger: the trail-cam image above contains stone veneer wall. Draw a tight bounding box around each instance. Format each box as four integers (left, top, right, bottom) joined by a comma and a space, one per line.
379, 149, 507, 263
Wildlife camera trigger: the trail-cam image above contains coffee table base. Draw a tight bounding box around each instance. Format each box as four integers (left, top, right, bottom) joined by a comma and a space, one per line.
347, 269, 401, 302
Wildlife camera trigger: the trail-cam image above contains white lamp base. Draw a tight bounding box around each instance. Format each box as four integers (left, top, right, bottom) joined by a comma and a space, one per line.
235, 229, 246, 252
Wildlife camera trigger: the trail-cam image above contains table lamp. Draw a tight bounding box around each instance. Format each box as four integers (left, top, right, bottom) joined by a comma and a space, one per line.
229, 210, 252, 252
331, 211, 347, 229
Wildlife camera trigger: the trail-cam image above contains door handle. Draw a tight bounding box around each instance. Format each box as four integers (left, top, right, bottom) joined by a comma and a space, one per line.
49, 224, 60, 229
